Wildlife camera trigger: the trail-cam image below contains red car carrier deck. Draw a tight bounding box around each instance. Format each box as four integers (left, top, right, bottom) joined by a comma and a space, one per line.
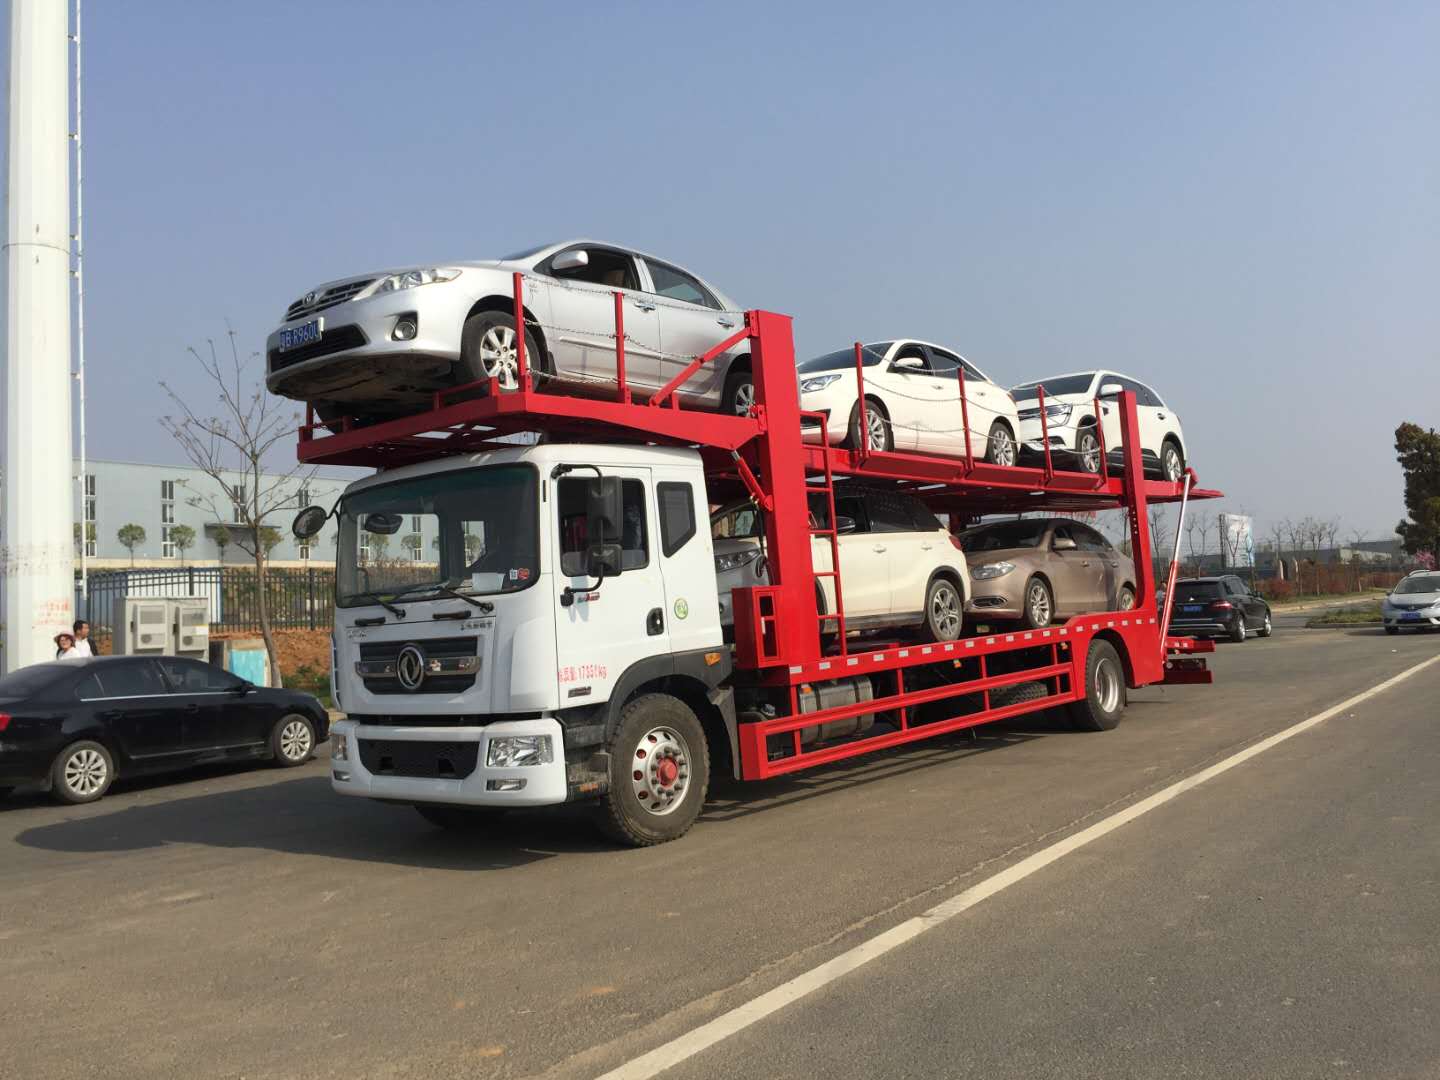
299, 277, 1219, 782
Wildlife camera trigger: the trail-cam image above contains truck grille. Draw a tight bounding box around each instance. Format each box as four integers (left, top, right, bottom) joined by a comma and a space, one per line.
357, 738, 479, 779
284, 278, 377, 322
356, 636, 480, 695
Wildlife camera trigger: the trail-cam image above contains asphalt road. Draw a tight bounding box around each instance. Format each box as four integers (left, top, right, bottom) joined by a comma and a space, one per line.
2, 623, 1436, 1080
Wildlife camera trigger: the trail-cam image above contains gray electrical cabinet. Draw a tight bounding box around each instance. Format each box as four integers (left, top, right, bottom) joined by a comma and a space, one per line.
115, 598, 174, 656
172, 598, 211, 660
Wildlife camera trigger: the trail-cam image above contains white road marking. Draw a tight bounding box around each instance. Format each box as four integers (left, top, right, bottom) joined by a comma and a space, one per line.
597, 653, 1440, 1080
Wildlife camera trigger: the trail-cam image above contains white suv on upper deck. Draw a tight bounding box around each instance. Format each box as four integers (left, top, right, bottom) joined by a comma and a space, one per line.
266, 241, 754, 425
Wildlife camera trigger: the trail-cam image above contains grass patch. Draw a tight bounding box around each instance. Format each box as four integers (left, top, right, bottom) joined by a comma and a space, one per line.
1306, 601, 1383, 627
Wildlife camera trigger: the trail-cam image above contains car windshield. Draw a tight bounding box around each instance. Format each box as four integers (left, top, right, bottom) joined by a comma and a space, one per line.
960, 520, 1048, 552
1173, 581, 1223, 600
0, 663, 70, 698
797, 343, 892, 372
1013, 375, 1096, 400
1394, 575, 1440, 595
336, 464, 539, 607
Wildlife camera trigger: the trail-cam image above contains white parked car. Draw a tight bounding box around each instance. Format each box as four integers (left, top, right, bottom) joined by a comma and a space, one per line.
711, 487, 971, 642
266, 241, 754, 425
1012, 370, 1187, 481
797, 340, 1020, 463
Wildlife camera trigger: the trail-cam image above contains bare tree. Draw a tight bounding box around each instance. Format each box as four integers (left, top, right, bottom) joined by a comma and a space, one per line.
1148, 506, 1173, 581
160, 330, 314, 686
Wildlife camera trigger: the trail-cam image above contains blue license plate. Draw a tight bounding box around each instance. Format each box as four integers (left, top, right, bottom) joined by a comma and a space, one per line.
1181, 604, 1203, 613
1401, 612, 1422, 621
279, 318, 322, 352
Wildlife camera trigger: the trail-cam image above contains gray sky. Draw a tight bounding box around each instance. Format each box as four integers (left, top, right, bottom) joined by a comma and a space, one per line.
61, 0, 1440, 540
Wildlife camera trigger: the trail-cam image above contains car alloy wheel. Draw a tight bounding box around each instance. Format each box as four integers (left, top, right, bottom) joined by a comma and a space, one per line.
478, 324, 521, 389
1116, 586, 1136, 610
1162, 442, 1183, 482
866, 409, 888, 452
988, 424, 1015, 467
1077, 428, 1101, 473
279, 718, 313, 763
1027, 579, 1053, 627
927, 580, 963, 640
64, 747, 108, 799
732, 379, 755, 416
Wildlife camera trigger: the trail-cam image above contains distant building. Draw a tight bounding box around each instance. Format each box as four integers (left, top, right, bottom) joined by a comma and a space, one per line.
72, 458, 352, 568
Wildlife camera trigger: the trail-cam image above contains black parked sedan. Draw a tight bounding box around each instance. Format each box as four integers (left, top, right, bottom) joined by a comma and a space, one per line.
0, 656, 329, 804
1165, 575, 1273, 642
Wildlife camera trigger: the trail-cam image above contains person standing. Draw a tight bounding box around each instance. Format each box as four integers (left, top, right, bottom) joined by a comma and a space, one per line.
71, 620, 94, 658
54, 633, 77, 659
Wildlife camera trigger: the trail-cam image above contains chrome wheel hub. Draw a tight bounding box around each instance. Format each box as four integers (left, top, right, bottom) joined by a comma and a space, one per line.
866, 410, 887, 451
1094, 658, 1121, 712
733, 381, 755, 416
630, 726, 692, 817
1163, 446, 1182, 481
1078, 431, 1100, 473
64, 748, 107, 797
479, 325, 520, 389
991, 427, 1014, 466
280, 720, 312, 761
1028, 583, 1051, 626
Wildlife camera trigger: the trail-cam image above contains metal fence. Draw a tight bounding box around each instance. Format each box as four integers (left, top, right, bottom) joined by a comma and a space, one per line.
81, 567, 338, 633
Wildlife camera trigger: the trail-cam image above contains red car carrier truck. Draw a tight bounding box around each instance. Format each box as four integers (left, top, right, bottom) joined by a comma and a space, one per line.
292, 280, 1217, 846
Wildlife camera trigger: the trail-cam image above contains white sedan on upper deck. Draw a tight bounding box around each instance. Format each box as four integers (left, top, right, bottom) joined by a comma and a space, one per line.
1012, 370, 1187, 481
797, 340, 1020, 463
265, 241, 755, 425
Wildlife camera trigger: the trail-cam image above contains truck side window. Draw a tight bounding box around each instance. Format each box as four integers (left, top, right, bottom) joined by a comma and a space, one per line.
557, 477, 650, 575
657, 482, 696, 557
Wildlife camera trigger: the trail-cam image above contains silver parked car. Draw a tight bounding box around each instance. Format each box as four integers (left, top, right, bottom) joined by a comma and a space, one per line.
1381, 570, 1440, 634
266, 241, 753, 425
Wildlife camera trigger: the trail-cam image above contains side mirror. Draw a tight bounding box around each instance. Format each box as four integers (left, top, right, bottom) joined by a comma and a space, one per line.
1052, 536, 1077, 551
292, 505, 328, 540
835, 515, 858, 535
551, 249, 589, 272
891, 356, 925, 372
1099, 382, 1124, 397
587, 542, 623, 579
232, 680, 255, 695
363, 511, 404, 535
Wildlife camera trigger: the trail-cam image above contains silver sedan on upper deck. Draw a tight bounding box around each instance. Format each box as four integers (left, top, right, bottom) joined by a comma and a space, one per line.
265, 241, 754, 425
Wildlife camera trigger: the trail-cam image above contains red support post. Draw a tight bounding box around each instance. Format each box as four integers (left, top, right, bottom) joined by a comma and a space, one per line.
957, 364, 973, 470
1116, 390, 1161, 684
512, 272, 531, 392
613, 291, 630, 404
1038, 385, 1054, 481
853, 342, 870, 459
1093, 394, 1108, 485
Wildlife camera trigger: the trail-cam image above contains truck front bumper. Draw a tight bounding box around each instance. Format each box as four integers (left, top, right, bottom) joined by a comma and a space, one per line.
329, 716, 569, 807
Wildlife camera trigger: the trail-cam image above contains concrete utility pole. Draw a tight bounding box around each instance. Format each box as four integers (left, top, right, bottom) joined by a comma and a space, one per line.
2, 0, 74, 672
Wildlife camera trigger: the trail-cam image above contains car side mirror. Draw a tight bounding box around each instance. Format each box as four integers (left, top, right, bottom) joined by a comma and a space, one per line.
292, 505, 328, 540
587, 542, 623, 580
1099, 382, 1124, 397
891, 356, 925, 372
551, 249, 589, 272
232, 680, 255, 695
1052, 536, 1077, 551
835, 515, 858, 535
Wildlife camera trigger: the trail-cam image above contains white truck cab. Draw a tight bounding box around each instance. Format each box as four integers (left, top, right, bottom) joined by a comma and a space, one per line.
318, 443, 733, 840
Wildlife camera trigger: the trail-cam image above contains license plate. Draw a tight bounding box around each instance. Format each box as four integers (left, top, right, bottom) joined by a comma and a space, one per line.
1401, 612, 1421, 621
1181, 604, 1203, 613
278, 318, 322, 352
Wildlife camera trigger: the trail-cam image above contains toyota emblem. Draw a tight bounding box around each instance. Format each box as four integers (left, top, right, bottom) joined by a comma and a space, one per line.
396, 643, 427, 691
304, 290, 320, 306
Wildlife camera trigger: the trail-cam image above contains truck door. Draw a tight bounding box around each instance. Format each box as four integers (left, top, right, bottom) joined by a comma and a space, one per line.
652, 468, 723, 656
552, 467, 670, 707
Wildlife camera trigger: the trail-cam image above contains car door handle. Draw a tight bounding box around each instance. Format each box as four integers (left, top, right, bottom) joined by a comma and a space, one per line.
872, 544, 887, 553
633, 300, 657, 312
1157, 412, 1167, 419
717, 318, 736, 328
921, 542, 934, 550
646, 608, 665, 636
184, 703, 200, 715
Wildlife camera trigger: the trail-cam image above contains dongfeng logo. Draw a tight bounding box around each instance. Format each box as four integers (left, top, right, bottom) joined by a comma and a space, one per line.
396, 644, 427, 690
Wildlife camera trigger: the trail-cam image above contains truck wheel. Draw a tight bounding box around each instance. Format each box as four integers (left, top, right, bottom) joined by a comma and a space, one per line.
414, 804, 506, 830
50, 740, 114, 804
1069, 639, 1126, 731
991, 681, 1050, 709
923, 577, 963, 641
594, 694, 709, 847
459, 311, 543, 393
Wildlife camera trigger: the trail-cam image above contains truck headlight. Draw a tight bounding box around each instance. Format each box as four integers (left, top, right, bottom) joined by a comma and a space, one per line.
373, 267, 462, 294
486, 735, 553, 768
799, 373, 843, 393
331, 732, 348, 761
971, 561, 1016, 580
715, 549, 760, 574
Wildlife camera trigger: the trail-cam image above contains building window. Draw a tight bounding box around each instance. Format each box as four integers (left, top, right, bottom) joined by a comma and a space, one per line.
231, 485, 247, 523
162, 525, 177, 559
298, 542, 311, 561
84, 474, 97, 531
297, 486, 310, 508
161, 479, 176, 527
411, 515, 422, 533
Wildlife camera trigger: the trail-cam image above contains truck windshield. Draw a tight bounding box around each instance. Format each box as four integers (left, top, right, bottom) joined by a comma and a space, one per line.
336, 464, 538, 607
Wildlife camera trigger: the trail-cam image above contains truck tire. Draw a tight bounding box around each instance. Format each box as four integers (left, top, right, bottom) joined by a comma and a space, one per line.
1068, 639, 1126, 732
991, 680, 1050, 709
593, 694, 709, 847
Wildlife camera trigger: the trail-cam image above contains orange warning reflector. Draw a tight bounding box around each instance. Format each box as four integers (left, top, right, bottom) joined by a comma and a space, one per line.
705, 652, 723, 666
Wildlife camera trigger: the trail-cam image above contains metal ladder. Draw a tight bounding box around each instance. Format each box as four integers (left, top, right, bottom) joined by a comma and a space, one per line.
802, 412, 848, 654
